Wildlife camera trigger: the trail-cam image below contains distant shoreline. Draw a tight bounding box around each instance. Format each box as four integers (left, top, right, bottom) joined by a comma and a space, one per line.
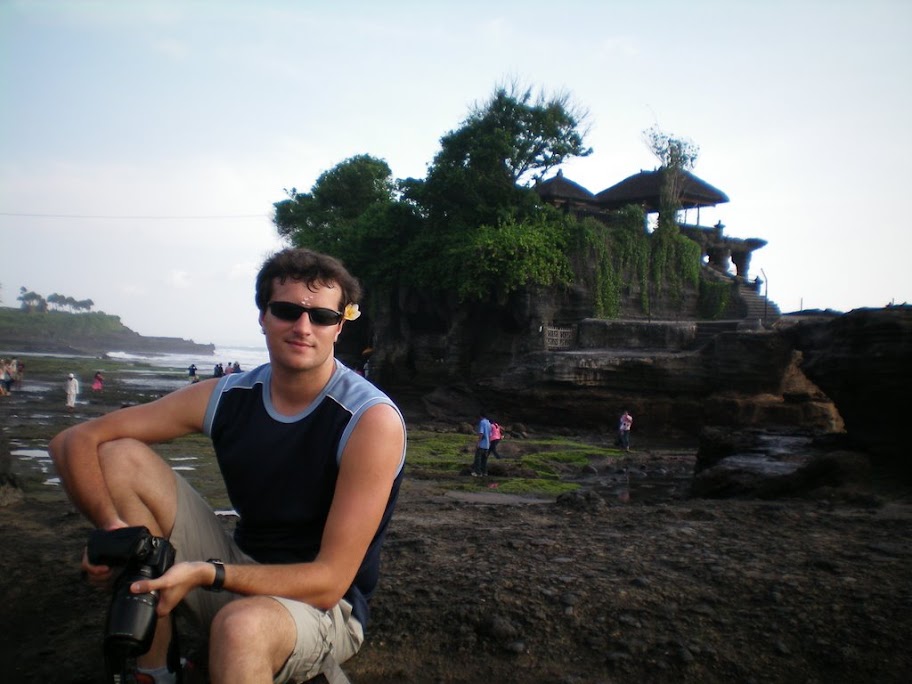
0, 306, 216, 358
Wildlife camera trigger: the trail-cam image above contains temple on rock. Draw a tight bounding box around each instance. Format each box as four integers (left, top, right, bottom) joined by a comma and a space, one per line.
536, 168, 779, 323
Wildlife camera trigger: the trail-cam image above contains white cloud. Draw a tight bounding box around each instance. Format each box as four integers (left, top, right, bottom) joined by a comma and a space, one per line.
167, 270, 191, 289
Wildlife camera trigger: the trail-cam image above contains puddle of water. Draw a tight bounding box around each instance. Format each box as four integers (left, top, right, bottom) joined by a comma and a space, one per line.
12, 448, 48, 459
722, 452, 805, 476
12, 448, 54, 478
753, 433, 814, 457
10, 448, 204, 484
119, 377, 186, 391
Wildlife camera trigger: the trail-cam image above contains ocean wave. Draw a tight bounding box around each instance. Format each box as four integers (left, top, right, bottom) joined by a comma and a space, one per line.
106, 345, 270, 373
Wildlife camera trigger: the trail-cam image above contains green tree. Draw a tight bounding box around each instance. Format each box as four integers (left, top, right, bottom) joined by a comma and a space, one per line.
454, 210, 576, 301
274, 154, 426, 308
17, 287, 47, 312
275, 85, 593, 305
398, 83, 592, 298
408, 83, 591, 233
642, 125, 700, 233
273, 154, 396, 254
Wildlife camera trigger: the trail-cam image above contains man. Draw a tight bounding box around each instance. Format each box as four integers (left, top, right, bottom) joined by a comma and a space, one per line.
50, 248, 407, 683
471, 412, 491, 477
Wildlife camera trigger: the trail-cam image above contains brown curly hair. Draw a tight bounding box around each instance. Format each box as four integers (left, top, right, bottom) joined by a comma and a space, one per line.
254, 248, 362, 313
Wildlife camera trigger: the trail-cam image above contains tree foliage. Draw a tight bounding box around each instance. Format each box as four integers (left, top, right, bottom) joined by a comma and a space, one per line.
467, 83, 592, 186
272, 87, 705, 322
276, 84, 593, 303
17, 288, 95, 313
273, 154, 396, 253
405, 83, 592, 233
642, 125, 700, 233
18, 287, 47, 312
455, 210, 576, 301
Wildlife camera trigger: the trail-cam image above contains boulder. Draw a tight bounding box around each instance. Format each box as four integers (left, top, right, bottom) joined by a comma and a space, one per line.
690, 426, 873, 499
787, 306, 912, 471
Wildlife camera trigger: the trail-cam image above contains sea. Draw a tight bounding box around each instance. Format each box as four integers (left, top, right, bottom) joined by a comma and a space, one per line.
106, 345, 271, 374
7, 344, 267, 501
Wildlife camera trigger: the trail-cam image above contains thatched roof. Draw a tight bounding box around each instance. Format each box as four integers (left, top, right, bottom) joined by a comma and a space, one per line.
536, 170, 596, 202
595, 169, 729, 212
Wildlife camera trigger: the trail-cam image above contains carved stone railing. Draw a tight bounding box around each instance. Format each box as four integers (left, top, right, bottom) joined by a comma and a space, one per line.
544, 326, 576, 350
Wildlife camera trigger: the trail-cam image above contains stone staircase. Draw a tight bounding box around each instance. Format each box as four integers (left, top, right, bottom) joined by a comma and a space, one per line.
737, 282, 781, 324
687, 273, 782, 349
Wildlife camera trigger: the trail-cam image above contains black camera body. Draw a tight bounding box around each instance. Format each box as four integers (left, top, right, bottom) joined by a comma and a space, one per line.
87, 526, 176, 660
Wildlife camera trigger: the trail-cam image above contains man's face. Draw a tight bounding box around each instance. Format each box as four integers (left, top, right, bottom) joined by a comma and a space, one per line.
260, 278, 344, 374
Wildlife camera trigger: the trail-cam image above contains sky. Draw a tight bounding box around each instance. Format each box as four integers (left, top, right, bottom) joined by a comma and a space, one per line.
1, 0, 910, 347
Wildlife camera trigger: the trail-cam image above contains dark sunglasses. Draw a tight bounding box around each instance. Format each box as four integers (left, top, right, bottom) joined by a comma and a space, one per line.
267, 301, 343, 326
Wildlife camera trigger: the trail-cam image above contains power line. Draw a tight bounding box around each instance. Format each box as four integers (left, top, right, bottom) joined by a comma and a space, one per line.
0, 211, 269, 220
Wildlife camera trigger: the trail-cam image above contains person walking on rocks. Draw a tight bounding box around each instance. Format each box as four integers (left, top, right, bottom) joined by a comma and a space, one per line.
472, 412, 492, 476
64, 373, 79, 411
489, 420, 504, 459
0, 360, 12, 396
50, 247, 406, 684
618, 409, 633, 452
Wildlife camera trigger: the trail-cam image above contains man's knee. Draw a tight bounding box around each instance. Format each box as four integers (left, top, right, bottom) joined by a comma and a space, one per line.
98, 439, 177, 532
98, 438, 156, 471
210, 597, 296, 671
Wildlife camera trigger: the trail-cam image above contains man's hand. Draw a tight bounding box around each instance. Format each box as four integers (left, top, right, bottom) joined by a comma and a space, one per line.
131, 561, 214, 616
80, 518, 131, 589
80, 546, 116, 589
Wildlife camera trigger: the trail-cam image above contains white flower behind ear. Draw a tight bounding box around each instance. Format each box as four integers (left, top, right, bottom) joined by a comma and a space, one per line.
344, 303, 361, 321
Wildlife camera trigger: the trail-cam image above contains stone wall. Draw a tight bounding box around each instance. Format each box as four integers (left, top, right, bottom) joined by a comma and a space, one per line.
370, 272, 709, 389
577, 319, 697, 351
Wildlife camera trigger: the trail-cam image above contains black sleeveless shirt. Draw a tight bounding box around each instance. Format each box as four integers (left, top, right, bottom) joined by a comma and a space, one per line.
202, 361, 405, 628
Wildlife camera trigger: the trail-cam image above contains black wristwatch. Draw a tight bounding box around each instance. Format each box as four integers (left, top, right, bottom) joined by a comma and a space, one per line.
206, 558, 225, 592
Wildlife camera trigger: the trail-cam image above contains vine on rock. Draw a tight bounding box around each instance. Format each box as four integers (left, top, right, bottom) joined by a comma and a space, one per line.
566, 206, 701, 318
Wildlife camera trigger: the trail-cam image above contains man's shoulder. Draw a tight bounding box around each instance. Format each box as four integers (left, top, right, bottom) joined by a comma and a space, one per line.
327, 363, 400, 415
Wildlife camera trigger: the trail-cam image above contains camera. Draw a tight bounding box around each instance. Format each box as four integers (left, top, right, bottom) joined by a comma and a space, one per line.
87, 526, 176, 660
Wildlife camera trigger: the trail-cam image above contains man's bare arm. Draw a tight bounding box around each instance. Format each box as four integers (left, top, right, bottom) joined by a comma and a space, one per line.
49, 379, 215, 529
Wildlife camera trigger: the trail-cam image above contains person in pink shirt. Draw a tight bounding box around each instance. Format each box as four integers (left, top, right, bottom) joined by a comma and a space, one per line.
618, 410, 633, 452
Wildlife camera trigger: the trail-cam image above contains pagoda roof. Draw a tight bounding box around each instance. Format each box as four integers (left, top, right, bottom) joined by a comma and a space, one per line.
595, 169, 729, 212
536, 170, 596, 202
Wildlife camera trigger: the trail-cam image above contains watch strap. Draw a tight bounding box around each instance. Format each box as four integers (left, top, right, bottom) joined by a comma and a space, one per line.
206, 558, 225, 592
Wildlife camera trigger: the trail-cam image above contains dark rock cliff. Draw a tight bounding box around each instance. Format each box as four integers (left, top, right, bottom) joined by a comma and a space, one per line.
365, 280, 908, 482
785, 306, 912, 465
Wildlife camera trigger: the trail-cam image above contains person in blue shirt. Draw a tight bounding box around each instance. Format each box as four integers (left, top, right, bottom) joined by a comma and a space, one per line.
472, 412, 492, 476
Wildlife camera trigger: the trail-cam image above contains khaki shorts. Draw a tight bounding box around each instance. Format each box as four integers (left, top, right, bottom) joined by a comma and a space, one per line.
169, 474, 364, 683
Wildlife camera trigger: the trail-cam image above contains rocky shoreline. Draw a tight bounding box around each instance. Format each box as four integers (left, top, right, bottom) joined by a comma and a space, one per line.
2, 356, 911, 683
0, 306, 215, 359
